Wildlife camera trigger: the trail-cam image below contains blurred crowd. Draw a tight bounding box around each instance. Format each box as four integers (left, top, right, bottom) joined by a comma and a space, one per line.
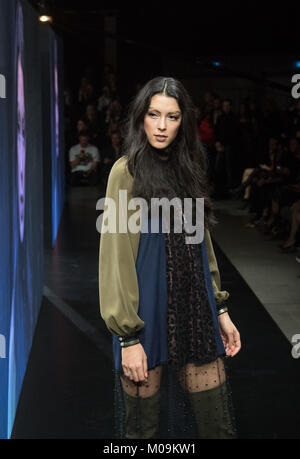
63, 70, 300, 259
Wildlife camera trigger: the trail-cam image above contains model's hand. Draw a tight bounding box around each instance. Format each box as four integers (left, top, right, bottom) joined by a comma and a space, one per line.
218, 313, 241, 357
122, 343, 148, 383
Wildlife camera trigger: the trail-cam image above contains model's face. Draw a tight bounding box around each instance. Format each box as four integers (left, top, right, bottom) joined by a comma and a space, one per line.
144, 94, 182, 150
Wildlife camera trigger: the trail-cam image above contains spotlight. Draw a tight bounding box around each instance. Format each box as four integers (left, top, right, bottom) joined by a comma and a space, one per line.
295, 61, 300, 69
38, 1, 52, 23
212, 61, 221, 67
39, 15, 52, 23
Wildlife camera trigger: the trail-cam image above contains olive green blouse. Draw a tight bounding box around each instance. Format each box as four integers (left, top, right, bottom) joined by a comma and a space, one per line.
99, 155, 229, 337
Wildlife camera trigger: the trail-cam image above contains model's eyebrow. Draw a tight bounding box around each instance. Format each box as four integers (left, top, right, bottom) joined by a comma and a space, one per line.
149, 107, 181, 115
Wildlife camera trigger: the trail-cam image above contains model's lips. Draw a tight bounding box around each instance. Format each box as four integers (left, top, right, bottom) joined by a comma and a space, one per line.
155, 135, 168, 142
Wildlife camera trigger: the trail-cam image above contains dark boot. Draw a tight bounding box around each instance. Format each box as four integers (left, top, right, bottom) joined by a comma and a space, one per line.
188, 382, 237, 439
123, 390, 161, 439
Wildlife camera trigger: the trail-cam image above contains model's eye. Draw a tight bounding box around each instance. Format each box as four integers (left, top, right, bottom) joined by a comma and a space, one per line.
169, 115, 179, 121
148, 112, 159, 118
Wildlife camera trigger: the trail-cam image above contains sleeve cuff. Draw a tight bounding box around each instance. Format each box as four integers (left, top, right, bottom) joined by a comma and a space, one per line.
216, 301, 229, 313
118, 332, 140, 344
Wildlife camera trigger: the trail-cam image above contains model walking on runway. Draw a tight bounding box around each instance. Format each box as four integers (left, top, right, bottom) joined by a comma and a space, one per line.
99, 76, 241, 439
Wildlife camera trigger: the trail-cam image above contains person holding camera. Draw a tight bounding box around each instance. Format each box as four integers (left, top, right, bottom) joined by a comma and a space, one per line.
69, 130, 101, 186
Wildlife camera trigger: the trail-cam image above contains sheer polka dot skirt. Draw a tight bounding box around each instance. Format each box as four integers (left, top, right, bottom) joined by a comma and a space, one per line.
113, 355, 237, 439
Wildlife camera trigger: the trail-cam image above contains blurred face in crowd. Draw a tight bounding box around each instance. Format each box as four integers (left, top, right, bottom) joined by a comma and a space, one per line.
110, 100, 122, 115
79, 135, 89, 148
249, 101, 256, 112
295, 146, 300, 159
239, 103, 246, 116
213, 97, 221, 110
268, 137, 278, 152
276, 143, 283, 157
77, 119, 87, 132
222, 100, 231, 114
86, 105, 96, 119
215, 141, 224, 152
86, 84, 94, 98
289, 138, 299, 153
194, 107, 201, 121
80, 77, 89, 88
204, 90, 213, 104
144, 94, 182, 150
103, 86, 110, 98
111, 132, 121, 148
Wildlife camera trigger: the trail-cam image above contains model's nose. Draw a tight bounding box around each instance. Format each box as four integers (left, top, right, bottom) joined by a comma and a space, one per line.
157, 117, 166, 130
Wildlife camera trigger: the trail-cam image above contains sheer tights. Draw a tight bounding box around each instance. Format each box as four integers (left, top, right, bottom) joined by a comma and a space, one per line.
119, 357, 235, 439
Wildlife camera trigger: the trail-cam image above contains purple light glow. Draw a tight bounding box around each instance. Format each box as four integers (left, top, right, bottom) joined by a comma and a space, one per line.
54, 48, 59, 157
17, 25, 26, 242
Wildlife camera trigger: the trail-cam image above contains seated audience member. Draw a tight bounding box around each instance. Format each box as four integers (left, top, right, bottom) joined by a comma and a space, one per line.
197, 108, 215, 151
101, 130, 123, 186
196, 107, 215, 182
278, 200, 300, 252
105, 98, 123, 138
284, 100, 300, 138
232, 137, 282, 209
69, 131, 101, 186
214, 98, 239, 196
248, 139, 289, 219
211, 95, 222, 127
246, 139, 300, 232
201, 90, 215, 115
78, 77, 95, 105
84, 104, 103, 147
69, 119, 89, 147
238, 102, 258, 171
97, 85, 111, 115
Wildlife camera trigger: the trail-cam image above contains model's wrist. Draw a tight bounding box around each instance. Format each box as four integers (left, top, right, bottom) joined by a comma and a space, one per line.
118, 333, 140, 348
218, 311, 229, 321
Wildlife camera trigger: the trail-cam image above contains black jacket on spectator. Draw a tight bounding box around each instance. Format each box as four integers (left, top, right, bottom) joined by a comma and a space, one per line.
215, 112, 239, 148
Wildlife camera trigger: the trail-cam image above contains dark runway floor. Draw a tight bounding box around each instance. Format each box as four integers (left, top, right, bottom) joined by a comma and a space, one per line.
11, 184, 300, 439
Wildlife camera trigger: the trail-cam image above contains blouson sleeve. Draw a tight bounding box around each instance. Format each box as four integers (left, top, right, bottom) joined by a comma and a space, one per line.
204, 227, 229, 306
99, 156, 145, 336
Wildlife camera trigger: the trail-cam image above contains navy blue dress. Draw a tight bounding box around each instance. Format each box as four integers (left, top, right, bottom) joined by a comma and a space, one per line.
112, 216, 225, 372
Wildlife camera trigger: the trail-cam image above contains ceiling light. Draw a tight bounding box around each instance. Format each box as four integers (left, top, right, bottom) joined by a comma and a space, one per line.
39, 15, 52, 23
38, 1, 52, 23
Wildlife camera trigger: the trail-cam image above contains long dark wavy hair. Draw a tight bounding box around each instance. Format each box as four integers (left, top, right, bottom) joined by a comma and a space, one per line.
121, 76, 218, 230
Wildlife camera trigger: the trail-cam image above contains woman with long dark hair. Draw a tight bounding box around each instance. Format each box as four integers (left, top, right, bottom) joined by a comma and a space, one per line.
99, 76, 241, 439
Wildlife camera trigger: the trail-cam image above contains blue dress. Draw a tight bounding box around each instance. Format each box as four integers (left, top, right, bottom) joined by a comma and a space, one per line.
112, 216, 226, 371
